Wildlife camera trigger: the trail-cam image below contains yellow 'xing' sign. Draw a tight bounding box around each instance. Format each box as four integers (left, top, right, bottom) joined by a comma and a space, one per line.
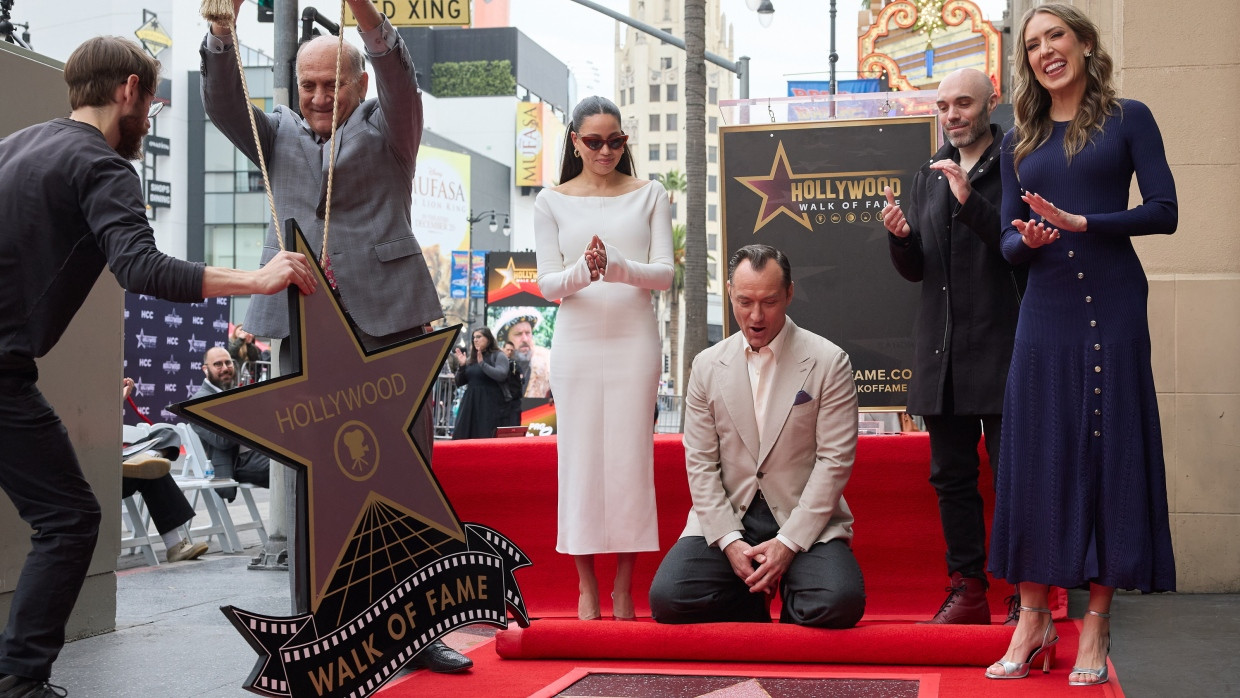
344, 0, 472, 27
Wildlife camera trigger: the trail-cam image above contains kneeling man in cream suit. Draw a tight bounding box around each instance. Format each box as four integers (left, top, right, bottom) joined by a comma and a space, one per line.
650, 244, 865, 628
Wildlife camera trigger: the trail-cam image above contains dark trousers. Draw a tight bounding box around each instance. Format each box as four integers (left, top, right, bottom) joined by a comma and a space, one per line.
0, 368, 102, 680
922, 412, 1001, 579
121, 475, 195, 535
649, 495, 865, 628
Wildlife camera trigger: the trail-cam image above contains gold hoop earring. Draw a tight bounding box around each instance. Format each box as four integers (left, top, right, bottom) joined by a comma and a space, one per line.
573, 149, 581, 158
1085, 51, 1092, 58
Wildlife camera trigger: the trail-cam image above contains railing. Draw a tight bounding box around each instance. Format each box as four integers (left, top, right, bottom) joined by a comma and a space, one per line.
236, 360, 272, 386
655, 394, 683, 434
431, 371, 458, 439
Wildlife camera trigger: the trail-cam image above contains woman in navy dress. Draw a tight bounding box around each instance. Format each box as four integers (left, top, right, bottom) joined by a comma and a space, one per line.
986, 4, 1177, 686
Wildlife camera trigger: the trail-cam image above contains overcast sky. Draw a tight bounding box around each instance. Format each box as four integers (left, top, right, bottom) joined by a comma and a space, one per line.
510, 0, 1010, 101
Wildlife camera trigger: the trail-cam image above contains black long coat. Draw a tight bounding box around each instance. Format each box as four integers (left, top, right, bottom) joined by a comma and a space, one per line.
888, 125, 1026, 416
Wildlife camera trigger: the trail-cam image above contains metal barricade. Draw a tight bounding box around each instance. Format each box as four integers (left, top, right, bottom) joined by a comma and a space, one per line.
431, 370, 457, 439
236, 360, 273, 385
655, 394, 683, 434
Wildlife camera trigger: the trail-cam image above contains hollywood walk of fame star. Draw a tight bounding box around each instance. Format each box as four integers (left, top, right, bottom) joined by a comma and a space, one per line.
173, 223, 463, 614
735, 141, 815, 233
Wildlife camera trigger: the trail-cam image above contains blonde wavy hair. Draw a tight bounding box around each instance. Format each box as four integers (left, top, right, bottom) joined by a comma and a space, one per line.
1010, 3, 1119, 174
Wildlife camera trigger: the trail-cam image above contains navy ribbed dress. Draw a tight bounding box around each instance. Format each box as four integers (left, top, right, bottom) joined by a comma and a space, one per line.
988, 99, 1177, 592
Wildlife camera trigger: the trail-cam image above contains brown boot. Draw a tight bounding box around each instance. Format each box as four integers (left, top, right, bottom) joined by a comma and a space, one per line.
922, 572, 990, 624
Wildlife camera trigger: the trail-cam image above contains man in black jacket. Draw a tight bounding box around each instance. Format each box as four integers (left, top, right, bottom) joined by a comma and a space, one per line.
0, 37, 313, 696
883, 68, 1026, 625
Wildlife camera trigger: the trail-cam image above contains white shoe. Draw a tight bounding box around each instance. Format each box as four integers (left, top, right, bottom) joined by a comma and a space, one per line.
166, 539, 208, 562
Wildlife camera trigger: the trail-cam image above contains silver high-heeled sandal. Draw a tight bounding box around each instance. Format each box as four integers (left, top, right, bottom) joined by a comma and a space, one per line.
985, 606, 1059, 679
1068, 609, 1112, 686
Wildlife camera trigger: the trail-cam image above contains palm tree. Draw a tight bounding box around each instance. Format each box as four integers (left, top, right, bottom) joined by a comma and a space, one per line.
655, 169, 688, 206
683, 0, 709, 410
667, 223, 686, 393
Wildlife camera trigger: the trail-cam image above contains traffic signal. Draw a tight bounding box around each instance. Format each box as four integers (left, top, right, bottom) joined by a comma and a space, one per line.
257, 0, 274, 22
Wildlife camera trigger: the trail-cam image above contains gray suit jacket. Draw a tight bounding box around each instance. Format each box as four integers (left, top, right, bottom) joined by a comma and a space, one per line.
681, 318, 858, 551
200, 30, 441, 339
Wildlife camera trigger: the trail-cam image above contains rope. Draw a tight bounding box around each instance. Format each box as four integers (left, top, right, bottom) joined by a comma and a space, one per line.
320, 0, 348, 266
225, 18, 284, 251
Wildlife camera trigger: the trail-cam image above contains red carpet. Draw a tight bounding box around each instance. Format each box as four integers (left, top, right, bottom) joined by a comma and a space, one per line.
380, 620, 1125, 697
430, 433, 1064, 621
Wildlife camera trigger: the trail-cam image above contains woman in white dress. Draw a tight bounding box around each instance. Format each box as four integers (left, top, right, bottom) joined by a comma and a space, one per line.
535, 96, 674, 620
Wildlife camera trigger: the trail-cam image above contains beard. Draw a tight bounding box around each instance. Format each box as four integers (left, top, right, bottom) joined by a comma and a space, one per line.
116, 111, 148, 161
209, 372, 236, 391
945, 116, 990, 149
513, 348, 532, 362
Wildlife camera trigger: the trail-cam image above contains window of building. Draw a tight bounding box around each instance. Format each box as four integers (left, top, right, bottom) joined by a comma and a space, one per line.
649, 144, 661, 161
666, 143, 678, 160
708, 87, 718, 103
708, 174, 717, 192
708, 145, 717, 163
660, 56, 673, 70
649, 84, 661, 102
666, 84, 678, 102
708, 203, 717, 222
666, 113, 677, 131
708, 232, 717, 252
620, 90, 626, 106
629, 87, 635, 104
671, 201, 678, 219
649, 114, 661, 131
708, 116, 717, 133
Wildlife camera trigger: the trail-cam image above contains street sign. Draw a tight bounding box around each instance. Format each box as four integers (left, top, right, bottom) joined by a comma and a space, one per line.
134, 14, 172, 58
343, 0, 471, 27
147, 180, 172, 209
144, 135, 171, 158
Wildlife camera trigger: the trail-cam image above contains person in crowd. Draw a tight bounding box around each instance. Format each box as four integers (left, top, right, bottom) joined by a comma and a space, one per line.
191, 347, 270, 501
0, 35, 315, 697
226, 323, 261, 382
649, 245, 865, 629
201, 0, 467, 671
535, 95, 673, 621
883, 67, 1026, 625
498, 340, 525, 427
451, 327, 509, 439
120, 379, 209, 564
985, 4, 1177, 685
497, 309, 551, 398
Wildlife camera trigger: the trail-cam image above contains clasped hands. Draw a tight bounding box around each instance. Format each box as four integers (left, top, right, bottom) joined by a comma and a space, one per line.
1013, 191, 1087, 248
725, 537, 796, 595
584, 235, 608, 281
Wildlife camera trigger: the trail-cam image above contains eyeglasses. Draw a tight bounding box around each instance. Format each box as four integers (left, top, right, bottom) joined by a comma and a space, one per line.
208, 360, 232, 369
141, 83, 163, 118
578, 134, 628, 151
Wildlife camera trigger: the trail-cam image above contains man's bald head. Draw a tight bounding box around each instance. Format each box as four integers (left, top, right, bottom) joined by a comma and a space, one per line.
935, 68, 998, 151
295, 37, 369, 139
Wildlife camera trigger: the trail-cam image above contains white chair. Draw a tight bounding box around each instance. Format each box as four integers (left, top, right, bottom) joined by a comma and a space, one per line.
120, 423, 159, 565
176, 422, 268, 551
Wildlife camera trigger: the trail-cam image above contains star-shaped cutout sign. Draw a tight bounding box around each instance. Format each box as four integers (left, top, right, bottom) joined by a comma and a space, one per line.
735, 141, 814, 233
173, 223, 464, 614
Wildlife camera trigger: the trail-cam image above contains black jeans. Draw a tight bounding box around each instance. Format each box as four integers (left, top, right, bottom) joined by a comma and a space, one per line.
649, 495, 866, 628
0, 368, 102, 680
922, 413, 1001, 579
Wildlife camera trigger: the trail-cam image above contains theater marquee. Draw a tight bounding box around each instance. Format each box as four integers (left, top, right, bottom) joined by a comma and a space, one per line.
721, 116, 937, 410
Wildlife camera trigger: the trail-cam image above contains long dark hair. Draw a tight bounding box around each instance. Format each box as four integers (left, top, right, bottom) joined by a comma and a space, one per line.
557, 95, 636, 184
1011, 3, 1118, 173
468, 326, 498, 364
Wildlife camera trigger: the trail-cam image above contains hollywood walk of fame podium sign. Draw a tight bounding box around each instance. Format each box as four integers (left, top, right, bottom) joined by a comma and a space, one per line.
172, 223, 530, 697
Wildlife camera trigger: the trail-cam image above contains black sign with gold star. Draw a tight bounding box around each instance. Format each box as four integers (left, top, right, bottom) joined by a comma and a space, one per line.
172, 223, 529, 697
721, 116, 936, 409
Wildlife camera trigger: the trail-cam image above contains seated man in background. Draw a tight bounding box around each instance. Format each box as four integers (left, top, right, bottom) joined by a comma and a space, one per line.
191, 347, 269, 501
121, 378, 208, 563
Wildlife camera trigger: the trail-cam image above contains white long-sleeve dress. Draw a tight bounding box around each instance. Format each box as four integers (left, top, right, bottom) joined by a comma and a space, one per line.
534, 181, 674, 555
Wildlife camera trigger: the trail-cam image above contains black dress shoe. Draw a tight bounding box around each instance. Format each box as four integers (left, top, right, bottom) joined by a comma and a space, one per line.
409, 639, 473, 673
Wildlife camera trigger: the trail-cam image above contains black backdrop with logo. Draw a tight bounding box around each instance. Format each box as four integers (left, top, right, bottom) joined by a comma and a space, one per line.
720, 116, 937, 410
123, 294, 230, 423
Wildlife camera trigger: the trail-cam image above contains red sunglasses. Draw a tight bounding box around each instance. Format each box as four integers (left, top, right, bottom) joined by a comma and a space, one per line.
578, 134, 629, 151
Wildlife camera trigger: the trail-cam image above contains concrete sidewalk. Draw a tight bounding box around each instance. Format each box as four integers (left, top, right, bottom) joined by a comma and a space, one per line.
49, 492, 1240, 696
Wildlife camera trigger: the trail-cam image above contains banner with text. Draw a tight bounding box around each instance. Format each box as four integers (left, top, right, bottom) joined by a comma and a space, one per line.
123, 294, 229, 423
720, 116, 937, 410
411, 144, 471, 327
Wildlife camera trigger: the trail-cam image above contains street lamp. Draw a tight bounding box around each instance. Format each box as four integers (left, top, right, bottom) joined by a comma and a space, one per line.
468, 210, 511, 237
756, 0, 775, 28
